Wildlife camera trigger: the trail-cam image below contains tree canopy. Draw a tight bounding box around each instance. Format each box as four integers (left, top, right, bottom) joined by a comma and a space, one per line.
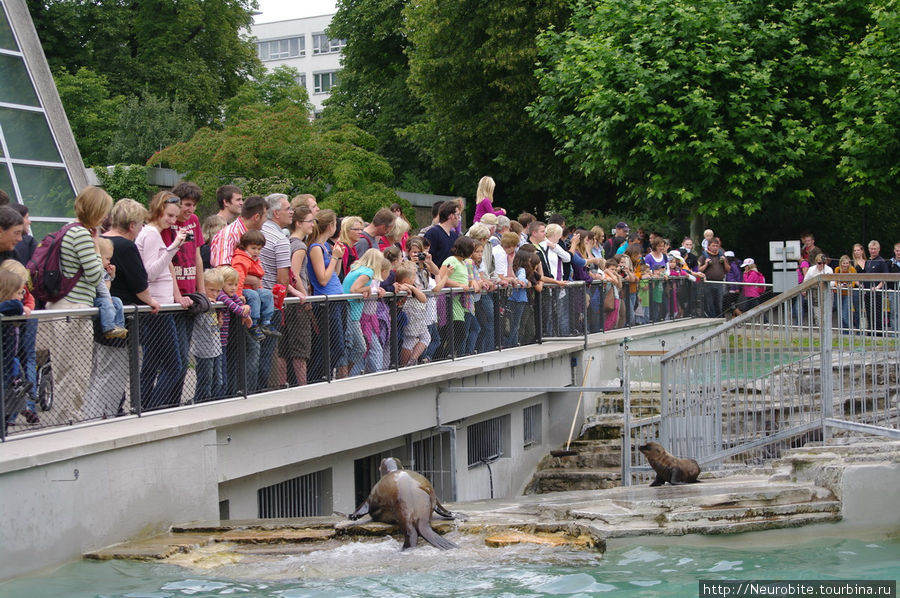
529, 0, 885, 218
28, 0, 261, 124
146, 104, 398, 214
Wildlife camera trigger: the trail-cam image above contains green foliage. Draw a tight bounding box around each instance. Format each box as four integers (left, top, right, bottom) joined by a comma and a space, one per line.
28, 0, 261, 124
53, 67, 125, 167
95, 164, 153, 203
320, 184, 408, 223
324, 0, 433, 190
107, 93, 196, 165
224, 65, 312, 124
530, 0, 877, 218
403, 0, 587, 215
147, 104, 396, 214
835, 2, 900, 204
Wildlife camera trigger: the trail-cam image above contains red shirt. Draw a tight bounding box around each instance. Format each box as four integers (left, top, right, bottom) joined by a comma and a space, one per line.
160, 214, 204, 294
231, 248, 265, 297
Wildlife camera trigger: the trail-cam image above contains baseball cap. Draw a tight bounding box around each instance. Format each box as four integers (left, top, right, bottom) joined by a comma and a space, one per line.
724, 250, 735, 257
615, 221, 628, 229
741, 258, 755, 268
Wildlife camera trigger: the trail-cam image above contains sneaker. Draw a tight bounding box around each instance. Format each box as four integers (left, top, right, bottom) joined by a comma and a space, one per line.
103, 327, 129, 339
260, 325, 282, 338
21, 409, 40, 424
249, 326, 265, 341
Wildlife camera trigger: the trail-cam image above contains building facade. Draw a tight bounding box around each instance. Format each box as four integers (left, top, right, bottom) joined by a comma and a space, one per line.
250, 14, 344, 117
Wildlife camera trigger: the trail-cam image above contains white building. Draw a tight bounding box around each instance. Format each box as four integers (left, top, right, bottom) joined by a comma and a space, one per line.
250, 14, 344, 117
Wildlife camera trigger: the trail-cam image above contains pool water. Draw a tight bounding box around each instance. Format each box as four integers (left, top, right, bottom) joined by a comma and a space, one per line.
1, 536, 897, 597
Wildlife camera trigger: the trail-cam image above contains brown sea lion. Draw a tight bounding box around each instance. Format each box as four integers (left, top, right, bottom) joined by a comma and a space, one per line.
638, 441, 701, 486
348, 457, 458, 550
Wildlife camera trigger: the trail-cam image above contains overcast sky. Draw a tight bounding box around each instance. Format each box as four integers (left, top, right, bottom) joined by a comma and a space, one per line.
254, 0, 338, 23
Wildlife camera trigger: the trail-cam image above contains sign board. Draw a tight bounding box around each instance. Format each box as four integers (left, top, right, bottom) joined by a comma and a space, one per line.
769, 240, 801, 262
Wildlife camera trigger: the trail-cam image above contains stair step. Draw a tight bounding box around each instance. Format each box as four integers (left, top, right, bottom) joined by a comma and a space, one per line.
664, 500, 841, 523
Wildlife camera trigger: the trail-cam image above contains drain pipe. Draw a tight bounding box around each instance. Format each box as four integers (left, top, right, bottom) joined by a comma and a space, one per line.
480, 452, 503, 499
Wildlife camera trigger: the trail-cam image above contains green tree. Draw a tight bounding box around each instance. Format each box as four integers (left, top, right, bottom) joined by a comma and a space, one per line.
530, 0, 875, 218
147, 104, 397, 213
53, 67, 124, 166
95, 164, 154, 203
224, 65, 312, 124
835, 2, 900, 204
324, 0, 432, 190
403, 0, 584, 215
107, 92, 196, 165
28, 0, 261, 123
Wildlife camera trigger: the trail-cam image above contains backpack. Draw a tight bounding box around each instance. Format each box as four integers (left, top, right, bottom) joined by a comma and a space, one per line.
27, 222, 84, 304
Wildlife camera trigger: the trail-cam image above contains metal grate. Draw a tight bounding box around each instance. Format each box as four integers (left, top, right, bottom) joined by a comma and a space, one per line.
257, 469, 328, 519
467, 416, 506, 467
411, 430, 454, 501
523, 404, 542, 448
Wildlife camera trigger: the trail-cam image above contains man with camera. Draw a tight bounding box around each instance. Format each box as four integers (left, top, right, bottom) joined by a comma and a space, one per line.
163, 181, 205, 297
698, 237, 728, 318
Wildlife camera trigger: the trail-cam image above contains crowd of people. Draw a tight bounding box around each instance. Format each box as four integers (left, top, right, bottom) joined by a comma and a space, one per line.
0, 179, 898, 432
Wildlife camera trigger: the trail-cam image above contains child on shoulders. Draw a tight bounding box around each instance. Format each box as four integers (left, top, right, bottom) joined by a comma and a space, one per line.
231, 230, 282, 342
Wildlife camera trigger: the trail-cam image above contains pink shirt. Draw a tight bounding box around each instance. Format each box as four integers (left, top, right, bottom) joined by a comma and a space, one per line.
743, 270, 766, 298
135, 225, 178, 303
473, 197, 506, 223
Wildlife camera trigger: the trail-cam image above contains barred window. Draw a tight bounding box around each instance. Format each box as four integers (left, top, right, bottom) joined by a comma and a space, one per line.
257, 469, 329, 518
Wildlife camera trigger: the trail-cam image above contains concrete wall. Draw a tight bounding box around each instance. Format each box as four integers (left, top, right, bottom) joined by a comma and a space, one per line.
0, 319, 717, 580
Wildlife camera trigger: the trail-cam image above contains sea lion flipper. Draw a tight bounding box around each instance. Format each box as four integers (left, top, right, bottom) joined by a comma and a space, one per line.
348, 500, 370, 521
417, 521, 458, 550
650, 475, 665, 487
433, 500, 455, 520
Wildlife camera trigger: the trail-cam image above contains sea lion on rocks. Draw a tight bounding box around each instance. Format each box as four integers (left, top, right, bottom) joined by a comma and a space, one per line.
348, 457, 458, 550
638, 442, 701, 486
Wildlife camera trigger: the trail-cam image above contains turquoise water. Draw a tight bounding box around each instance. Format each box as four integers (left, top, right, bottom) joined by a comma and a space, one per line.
1, 536, 897, 597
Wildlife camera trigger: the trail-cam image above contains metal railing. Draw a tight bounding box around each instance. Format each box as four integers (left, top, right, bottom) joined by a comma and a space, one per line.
620, 274, 900, 484
0, 276, 716, 440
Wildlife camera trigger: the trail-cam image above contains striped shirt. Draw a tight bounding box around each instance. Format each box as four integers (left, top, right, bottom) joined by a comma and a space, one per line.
260, 219, 291, 289
59, 225, 104, 305
210, 217, 247, 267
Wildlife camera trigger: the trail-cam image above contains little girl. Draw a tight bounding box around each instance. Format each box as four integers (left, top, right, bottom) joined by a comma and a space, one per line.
0, 269, 30, 432
342, 248, 388, 377
505, 249, 542, 347
395, 265, 429, 366
473, 176, 506, 223
191, 268, 226, 402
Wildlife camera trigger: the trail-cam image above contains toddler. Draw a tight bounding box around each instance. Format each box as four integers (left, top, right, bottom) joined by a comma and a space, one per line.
0, 269, 32, 431
191, 268, 226, 402
701, 229, 714, 252
342, 248, 388, 377
93, 238, 128, 339
395, 265, 429, 366
231, 230, 281, 341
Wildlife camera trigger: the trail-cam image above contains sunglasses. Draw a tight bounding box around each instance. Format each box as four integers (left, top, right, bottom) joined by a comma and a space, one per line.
164, 196, 181, 204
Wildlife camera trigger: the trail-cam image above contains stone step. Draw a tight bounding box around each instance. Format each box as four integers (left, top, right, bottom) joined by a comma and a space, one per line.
526, 468, 622, 494
662, 500, 841, 523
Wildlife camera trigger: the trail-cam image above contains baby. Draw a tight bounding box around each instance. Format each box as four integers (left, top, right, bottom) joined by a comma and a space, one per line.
701, 229, 714, 252
94, 238, 128, 339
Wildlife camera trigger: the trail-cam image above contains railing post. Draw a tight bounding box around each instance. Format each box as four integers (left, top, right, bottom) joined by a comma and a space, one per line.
535, 287, 543, 344
583, 283, 589, 350
820, 279, 834, 441
0, 314, 6, 441
493, 286, 502, 352
236, 316, 248, 399
129, 306, 141, 416
323, 297, 332, 382
449, 291, 456, 360
621, 344, 631, 486
390, 292, 399, 371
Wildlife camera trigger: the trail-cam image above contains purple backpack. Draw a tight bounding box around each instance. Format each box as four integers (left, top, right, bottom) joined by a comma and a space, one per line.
27, 222, 84, 304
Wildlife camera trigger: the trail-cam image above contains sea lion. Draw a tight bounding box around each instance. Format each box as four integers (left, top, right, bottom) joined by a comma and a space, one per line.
638, 441, 701, 486
348, 457, 458, 550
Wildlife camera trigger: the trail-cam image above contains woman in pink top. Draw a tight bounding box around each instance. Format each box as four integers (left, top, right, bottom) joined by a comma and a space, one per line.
135, 191, 189, 410
738, 258, 766, 313
473, 176, 507, 223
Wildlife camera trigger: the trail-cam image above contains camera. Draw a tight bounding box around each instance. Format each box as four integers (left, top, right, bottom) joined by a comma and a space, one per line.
185, 231, 194, 242
416, 252, 426, 261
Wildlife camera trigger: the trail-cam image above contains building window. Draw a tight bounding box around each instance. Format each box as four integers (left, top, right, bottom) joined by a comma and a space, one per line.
312, 33, 346, 55
467, 415, 509, 468
313, 71, 339, 94
523, 404, 542, 448
257, 36, 304, 61
295, 73, 307, 89
257, 469, 331, 518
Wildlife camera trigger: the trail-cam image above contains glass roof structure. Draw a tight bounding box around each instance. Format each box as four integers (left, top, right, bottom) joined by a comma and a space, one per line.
0, 0, 88, 232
